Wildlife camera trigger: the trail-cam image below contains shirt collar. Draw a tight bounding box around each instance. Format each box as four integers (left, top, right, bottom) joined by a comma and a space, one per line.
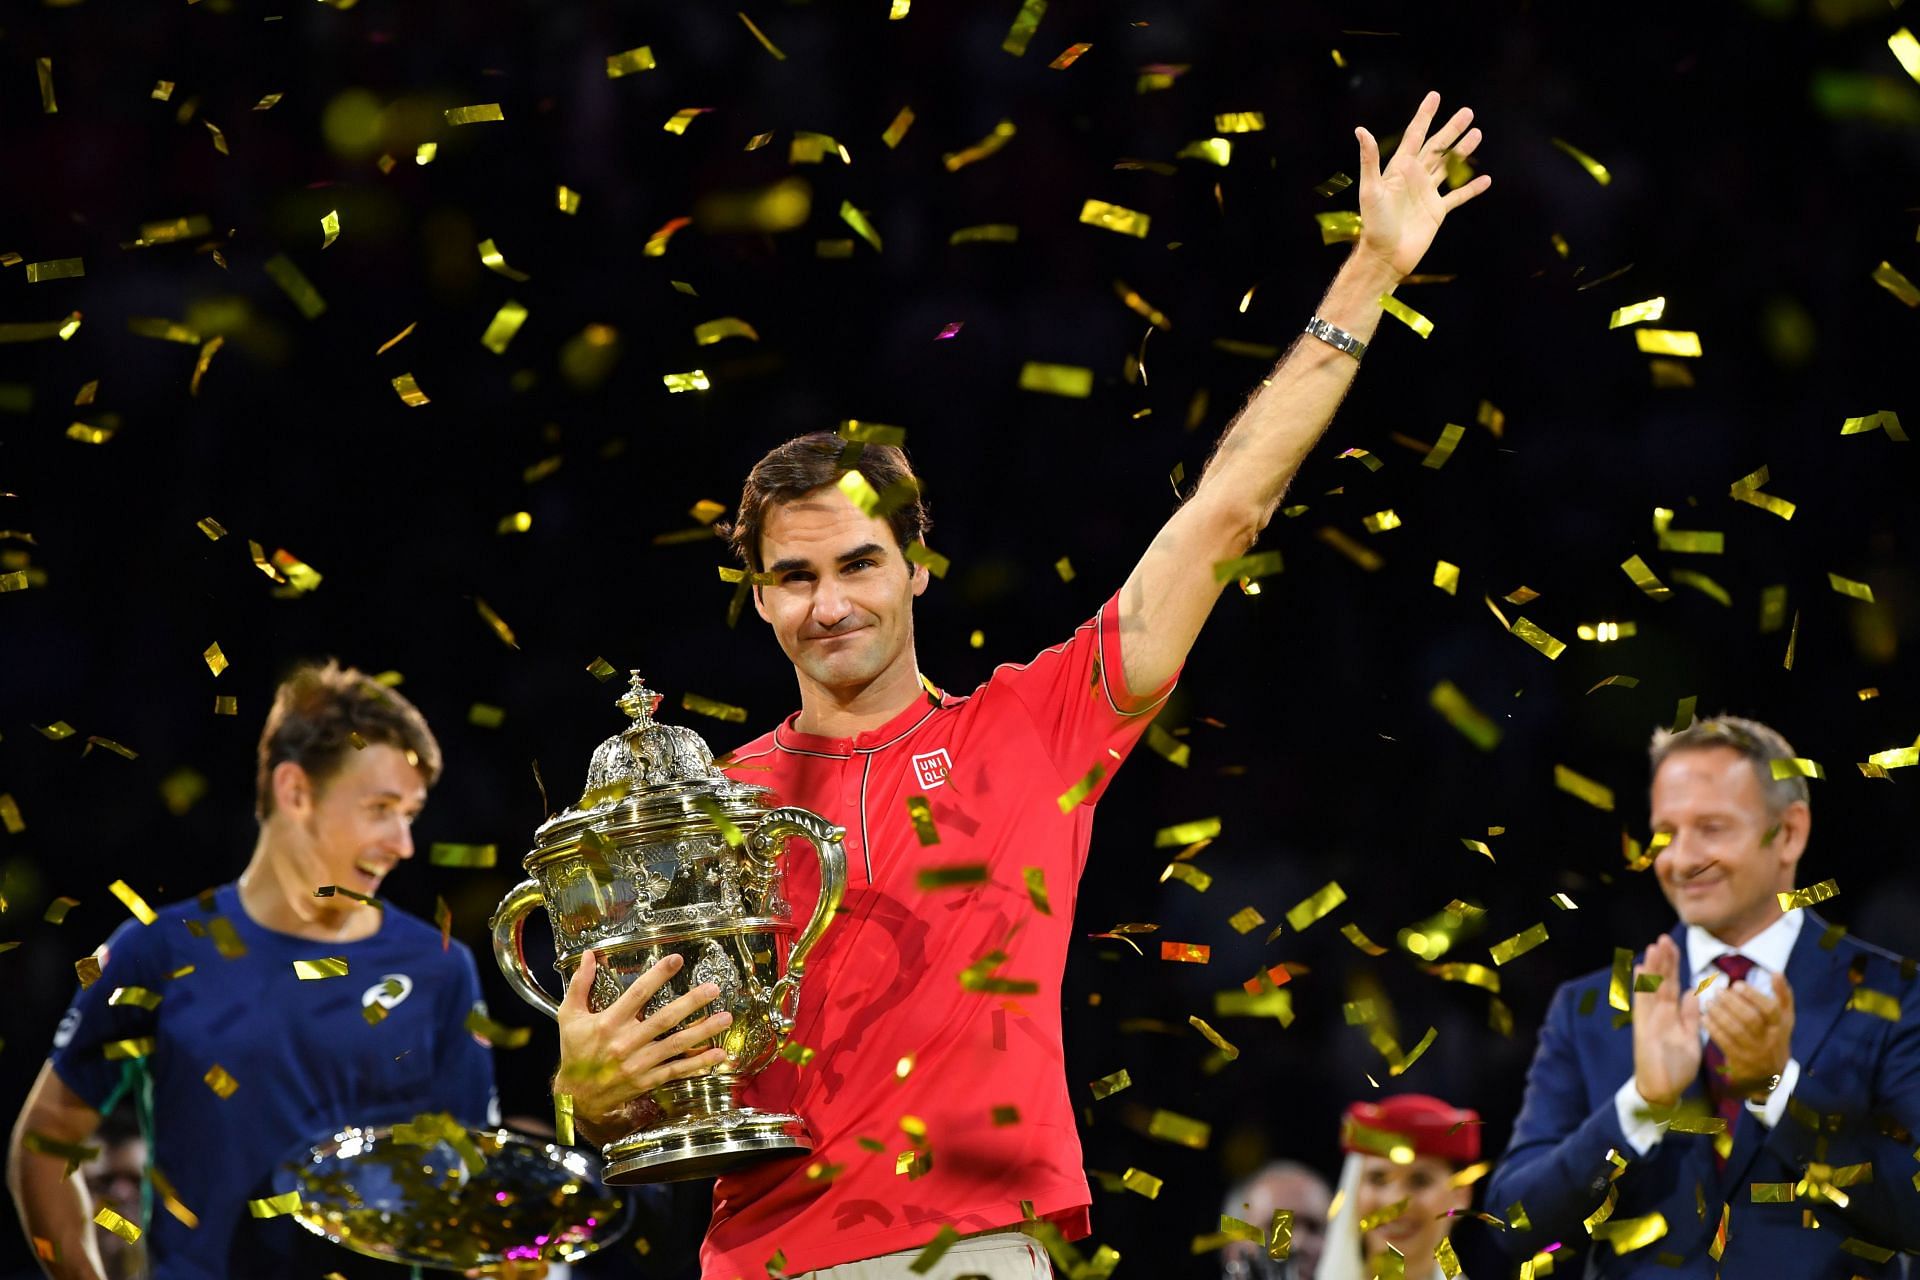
773, 689, 942, 756
1685, 908, 1803, 983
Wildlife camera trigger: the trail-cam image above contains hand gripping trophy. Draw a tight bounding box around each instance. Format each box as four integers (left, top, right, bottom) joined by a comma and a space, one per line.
491, 673, 846, 1183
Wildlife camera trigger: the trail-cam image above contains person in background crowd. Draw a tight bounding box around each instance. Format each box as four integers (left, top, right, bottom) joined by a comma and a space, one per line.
1317, 1094, 1478, 1280
1220, 1160, 1332, 1280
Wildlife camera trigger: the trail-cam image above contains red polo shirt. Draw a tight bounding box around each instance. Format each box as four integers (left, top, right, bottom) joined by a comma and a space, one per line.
701, 593, 1175, 1279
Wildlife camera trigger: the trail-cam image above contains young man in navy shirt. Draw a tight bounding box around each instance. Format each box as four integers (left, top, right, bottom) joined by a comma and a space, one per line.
7, 662, 498, 1279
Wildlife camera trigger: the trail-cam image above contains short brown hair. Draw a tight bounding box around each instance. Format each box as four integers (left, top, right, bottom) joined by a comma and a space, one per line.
722, 431, 932, 573
1649, 714, 1809, 817
255, 661, 443, 819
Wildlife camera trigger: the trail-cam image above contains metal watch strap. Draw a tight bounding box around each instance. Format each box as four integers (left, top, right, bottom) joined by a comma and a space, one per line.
1304, 315, 1366, 362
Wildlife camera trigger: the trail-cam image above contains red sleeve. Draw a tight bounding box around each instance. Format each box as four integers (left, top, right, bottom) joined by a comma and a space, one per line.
988, 593, 1177, 803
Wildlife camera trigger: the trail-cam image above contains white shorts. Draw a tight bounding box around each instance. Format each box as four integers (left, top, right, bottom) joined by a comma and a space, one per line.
797, 1232, 1053, 1280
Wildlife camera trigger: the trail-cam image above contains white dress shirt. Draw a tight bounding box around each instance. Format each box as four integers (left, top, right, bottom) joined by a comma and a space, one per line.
1613, 910, 1804, 1154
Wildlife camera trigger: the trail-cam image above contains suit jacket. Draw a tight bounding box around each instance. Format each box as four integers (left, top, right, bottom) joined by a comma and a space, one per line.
1485, 912, 1920, 1278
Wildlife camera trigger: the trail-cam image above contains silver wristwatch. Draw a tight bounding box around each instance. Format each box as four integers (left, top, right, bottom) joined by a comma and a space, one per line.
1304, 315, 1367, 362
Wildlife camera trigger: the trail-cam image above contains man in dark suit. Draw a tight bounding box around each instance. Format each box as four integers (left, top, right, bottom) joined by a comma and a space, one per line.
1487, 716, 1920, 1277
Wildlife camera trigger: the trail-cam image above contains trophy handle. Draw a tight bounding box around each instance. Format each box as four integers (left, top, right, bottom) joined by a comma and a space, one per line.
748, 807, 848, 1033
490, 878, 563, 1021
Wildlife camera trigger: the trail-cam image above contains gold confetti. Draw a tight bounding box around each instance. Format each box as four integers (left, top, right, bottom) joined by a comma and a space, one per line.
681, 692, 748, 723
1188, 1016, 1240, 1060
1379, 295, 1434, 339
1429, 680, 1502, 751
204, 120, 229, 155
1872, 261, 1920, 308
663, 369, 710, 393
1616, 554, 1672, 601
1176, 137, 1232, 166
1840, 410, 1908, 441
1362, 509, 1403, 534
917, 863, 988, 890
413, 142, 437, 165
1634, 329, 1701, 357
1155, 817, 1221, 847
1608, 297, 1666, 329
1090, 1069, 1131, 1099
1160, 940, 1210, 963
474, 596, 518, 648
1285, 881, 1346, 931
1550, 137, 1612, 185
293, 957, 348, 980
553, 185, 583, 216
1890, 28, 1920, 82
465, 1005, 532, 1048
1422, 423, 1466, 471
1777, 879, 1839, 911
1018, 361, 1094, 398
1228, 907, 1266, 934
903, 543, 949, 578
737, 10, 788, 58
430, 842, 497, 868
479, 300, 529, 355
1002, 0, 1047, 55
108, 880, 157, 925
103, 1037, 156, 1060
1490, 923, 1549, 966
1340, 922, 1389, 956
1079, 198, 1150, 238
314, 209, 341, 251
693, 317, 760, 347
25, 259, 84, 284
1593, 1212, 1668, 1254
1828, 572, 1874, 603
1553, 763, 1614, 811
663, 107, 712, 135
606, 46, 656, 77
0, 313, 82, 344
203, 1064, 238, 1098
1315, 211, 1362, 244
1210, 550, 1283, 584
1770, 757, 1824, 782
1057, 763, 1104, 811
943, 119, 1018, 172
263, 254, 325, 318
1510, 618, 1567, 660
385, 372, 429, 407
1313, 172, 1355, 198
478, 237, 530, 282
1162, 863, 1212, 892
905, 796, 940, 846
1215, 111, 1265, 132
248, 1190, 301, 1218
444, 103, 505, 125
1148, 1109, 1211, 1149
1049, 42, 1092, 69
1847, 987, 1901, 1021
212, 696, 237, 716
92, 1207, 139, 1244
0, 793, 22, 835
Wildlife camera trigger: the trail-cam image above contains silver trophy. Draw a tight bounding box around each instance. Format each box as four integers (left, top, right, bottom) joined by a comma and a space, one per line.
491, 674, 846, 1183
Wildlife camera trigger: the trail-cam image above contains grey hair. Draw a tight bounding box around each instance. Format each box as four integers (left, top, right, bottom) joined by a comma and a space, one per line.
1648, 714, 1809, 816
1221, 1159, 1330, 1217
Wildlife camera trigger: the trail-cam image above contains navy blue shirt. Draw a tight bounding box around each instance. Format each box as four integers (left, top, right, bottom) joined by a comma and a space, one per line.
50, 882, 498, 1279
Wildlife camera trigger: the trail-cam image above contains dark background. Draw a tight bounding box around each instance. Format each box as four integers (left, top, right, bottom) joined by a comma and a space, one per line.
4, 0, 1920, 1274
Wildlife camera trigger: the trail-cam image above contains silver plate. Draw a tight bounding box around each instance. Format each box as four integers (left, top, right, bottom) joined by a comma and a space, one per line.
286, 1125, 629, 1271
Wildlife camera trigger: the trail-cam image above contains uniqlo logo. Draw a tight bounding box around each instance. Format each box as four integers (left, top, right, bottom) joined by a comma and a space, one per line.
911, 749, 953, 789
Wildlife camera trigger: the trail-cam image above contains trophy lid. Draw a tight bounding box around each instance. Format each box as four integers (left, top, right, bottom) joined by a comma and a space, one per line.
534, 672, 766, 844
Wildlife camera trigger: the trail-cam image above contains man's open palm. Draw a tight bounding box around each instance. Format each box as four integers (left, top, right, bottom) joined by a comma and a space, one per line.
1355, 91, 1492, 281
1632, 935, 1703, 1110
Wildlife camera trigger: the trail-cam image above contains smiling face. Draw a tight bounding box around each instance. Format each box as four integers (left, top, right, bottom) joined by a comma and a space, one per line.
1651, 745, 1808, 946
752, 485, 928, 703
279, 743, 427, 898
1355, 1154, 1468, 1269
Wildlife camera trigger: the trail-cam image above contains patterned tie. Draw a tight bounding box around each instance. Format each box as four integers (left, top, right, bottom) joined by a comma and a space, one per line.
1702, 953, 1755, 1169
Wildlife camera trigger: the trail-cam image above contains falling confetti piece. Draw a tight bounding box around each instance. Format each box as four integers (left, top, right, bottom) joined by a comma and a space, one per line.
1379, 296, 1434, 338
1871, 261, 1920, 307
465, 1005, 532, 1048
1510, 618, 1567, 660
203, 1064, 238, 1097
1778, 879, 1839, 910
445, 103, 505, 125
479, 301, 528, 355
1550, 137, 1611, 185
293, 957, 348, 980
1554, 764, 1614, 811
108, 880, 156, 925
1316, 212, 1363, 244
1620, 555, 1672, 601
606, 46, 656, 77
663, 370, 710, 393
1828, 572, 1874, 603
391, 373, 429, 407
1608, 297, 1666, 328
263, 255, 326, 319
320, 210, 340, 249
25, 259, 84, 284
1147, 1109, 1211, 1149
1020, 362, 1094, 398
1285, 881, 1346, 931
737, 10, 788, 59
430, 842, 498, 868
1079, 199, 1151, 238
248, 1191, 301, 1218
478, 237, 530, 282
1890, 28, 1920, 82
205, 121, 229, 155
1490, 923, 1549, 966
1002, 0, 1048, 55
1049, 42, 1092, 69
556, 185, 582, 214
93, 1208, 139, 1243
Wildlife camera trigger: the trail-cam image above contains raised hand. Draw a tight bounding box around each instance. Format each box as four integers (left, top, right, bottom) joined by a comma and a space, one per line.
555, 949, 732, 1145
1706, 970, 1795, 1100
1632, 935, 1703, 1111
1354, 90, 1492, 281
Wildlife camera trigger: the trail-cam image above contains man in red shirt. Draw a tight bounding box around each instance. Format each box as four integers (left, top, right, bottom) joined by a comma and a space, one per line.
554, 91, 1492, 1278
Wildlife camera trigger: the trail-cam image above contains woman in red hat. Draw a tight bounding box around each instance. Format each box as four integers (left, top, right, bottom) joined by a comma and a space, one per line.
1317, 1093, 1480, 1280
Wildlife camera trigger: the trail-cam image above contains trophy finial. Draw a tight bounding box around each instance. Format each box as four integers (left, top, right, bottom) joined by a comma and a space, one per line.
617, 671, 662, 726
